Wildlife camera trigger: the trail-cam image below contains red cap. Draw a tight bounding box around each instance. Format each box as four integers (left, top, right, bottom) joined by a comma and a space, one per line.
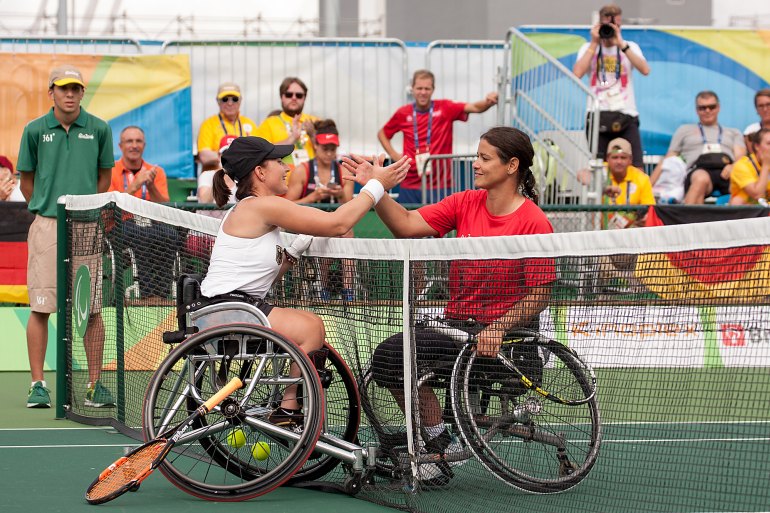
316, 133, 340, 146
0, 155, 13, 172
219, 135, 238, 154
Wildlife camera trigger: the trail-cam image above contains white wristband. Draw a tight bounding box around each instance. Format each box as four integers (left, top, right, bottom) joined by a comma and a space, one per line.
361, 179, 385, 205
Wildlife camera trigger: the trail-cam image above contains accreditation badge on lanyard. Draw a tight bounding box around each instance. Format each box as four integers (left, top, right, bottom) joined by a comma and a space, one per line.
414, 102, 434, 177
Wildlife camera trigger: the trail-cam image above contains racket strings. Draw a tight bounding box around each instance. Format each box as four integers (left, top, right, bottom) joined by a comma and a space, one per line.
86, 441, 166, 500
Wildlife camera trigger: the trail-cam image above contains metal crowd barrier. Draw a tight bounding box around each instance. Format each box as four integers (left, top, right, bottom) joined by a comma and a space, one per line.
0, 36, 143, 54
425, 40, 505, 156
500, 27, 602, 205
418, 153, 476, 204
161, 38, 409, 156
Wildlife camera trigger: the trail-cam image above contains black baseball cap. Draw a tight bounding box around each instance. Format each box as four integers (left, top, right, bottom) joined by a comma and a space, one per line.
220, 137, 293, 181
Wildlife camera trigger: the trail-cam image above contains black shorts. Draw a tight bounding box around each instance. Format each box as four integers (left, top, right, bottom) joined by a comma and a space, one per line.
371, 327, 462, 389
370, 318, 542, 389
684, 166, 730, 196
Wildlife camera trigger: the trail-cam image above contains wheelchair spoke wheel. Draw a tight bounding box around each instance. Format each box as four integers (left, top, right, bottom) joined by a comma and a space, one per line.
451, 333, 601, 493
287, 343, 361, 484
143, 323, 324, 501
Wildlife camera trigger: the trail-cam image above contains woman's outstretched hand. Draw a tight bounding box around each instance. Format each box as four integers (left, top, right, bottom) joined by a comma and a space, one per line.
340, 154, 411, 192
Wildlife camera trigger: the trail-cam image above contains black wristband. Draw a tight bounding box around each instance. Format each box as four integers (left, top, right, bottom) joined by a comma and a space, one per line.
621, 44, 630, 53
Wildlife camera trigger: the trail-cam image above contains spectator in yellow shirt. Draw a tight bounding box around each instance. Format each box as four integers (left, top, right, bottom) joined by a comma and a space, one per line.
256, 77, 318, 182
730, 128, 770, 205
604, 137, 655, 228
197, 82, 257, 170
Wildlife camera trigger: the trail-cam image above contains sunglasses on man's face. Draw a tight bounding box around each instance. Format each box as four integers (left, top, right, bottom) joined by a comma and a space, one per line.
697, 104, 718, 112
220, 96, 240, 103
283, 92, 305, 99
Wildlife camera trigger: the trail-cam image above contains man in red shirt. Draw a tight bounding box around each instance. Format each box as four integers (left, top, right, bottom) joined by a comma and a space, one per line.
377, 69, 498, 204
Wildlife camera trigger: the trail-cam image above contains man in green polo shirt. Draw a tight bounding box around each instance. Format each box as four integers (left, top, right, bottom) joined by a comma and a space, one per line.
17, 64, 115, 409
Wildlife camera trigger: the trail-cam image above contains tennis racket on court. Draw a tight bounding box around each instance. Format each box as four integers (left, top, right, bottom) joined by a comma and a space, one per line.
85, 377, 242, 505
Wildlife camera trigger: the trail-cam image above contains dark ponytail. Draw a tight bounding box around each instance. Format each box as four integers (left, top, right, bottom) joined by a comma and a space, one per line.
212, 169, 258, 207
480, 126, 538, 204
212, 170, 231, 208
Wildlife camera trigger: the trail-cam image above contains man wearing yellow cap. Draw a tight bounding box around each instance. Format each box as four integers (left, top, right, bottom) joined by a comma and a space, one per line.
197, 82, 257, 170
17, 64, 115, 409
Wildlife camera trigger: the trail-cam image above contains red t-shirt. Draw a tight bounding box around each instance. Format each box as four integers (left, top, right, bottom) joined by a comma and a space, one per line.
381, 99, 468, 190
418, 190, 556, 324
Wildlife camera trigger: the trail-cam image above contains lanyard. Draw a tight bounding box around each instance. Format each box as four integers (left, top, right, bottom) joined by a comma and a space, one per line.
310, 159, 339, 185
748, 154, 761, 176
597, 46, 621, 85
625, 180, 630, 204
698, 123, 722, 145
310, 159, 339, 203
123, 168, 147, 200
412, 101, 434, 153
218, 114, 243, 137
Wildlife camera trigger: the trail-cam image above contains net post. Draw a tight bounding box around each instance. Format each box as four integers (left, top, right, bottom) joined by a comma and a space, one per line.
55, 197, 69, 419
401, 240, 418, 481
113, 207, 126, 424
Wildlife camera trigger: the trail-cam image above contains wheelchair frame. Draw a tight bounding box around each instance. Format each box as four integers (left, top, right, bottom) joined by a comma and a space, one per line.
143, 275, 601, 500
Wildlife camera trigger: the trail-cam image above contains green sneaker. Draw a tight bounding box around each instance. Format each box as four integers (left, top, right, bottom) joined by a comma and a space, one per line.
27, 381, 51, 408
85, 381, 116, 408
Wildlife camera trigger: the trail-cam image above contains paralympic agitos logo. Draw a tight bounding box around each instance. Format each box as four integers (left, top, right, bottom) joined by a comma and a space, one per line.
74, 265, 91, 338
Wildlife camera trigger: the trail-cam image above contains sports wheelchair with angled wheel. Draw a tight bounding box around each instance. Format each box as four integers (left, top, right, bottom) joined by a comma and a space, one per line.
143, 274, 365, 501
359, 315, 602, 493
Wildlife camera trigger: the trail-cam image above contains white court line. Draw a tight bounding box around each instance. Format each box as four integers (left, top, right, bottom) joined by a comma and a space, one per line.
602, 420, 770, 426
603, 437, 770, 444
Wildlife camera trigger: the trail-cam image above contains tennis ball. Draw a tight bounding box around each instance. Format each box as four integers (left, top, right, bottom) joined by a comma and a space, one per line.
226, 428, 247, 449
252, 441, 271, 461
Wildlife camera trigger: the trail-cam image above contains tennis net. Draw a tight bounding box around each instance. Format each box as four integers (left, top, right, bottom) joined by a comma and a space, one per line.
60, 192, 770, 513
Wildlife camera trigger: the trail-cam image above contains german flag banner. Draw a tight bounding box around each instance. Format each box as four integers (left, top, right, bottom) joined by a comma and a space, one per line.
0, 202, 34, 303
637, 205, 770, 302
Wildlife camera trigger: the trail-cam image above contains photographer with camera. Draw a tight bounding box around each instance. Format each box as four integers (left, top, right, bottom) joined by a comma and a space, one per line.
573, 4, 650, 168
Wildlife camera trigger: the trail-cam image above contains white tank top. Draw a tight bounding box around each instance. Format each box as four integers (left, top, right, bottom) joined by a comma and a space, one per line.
200, 198, 282, 299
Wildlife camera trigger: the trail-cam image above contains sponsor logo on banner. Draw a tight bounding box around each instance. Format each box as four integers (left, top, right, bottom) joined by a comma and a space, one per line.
720, 323, 770, 347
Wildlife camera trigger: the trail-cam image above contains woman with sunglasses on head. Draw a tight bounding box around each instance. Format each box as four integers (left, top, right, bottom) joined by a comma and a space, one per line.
202, 136, 409, 426
286, 119, 357, 301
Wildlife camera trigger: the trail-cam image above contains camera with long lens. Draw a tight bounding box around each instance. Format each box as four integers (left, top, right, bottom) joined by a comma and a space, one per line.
599, 16, 616, 39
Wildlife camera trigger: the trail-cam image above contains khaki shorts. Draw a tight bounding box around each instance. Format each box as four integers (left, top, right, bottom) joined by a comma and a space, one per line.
27, 215, 102, 314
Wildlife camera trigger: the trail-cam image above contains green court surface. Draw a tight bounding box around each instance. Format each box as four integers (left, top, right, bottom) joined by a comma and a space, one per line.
0, 372, 392, 513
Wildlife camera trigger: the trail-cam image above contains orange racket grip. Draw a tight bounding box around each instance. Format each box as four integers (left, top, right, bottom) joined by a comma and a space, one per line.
202, 377, 242, 413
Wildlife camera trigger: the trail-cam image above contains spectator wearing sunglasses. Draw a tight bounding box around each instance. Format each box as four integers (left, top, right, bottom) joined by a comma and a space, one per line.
197, 82, 257, 171
743, 89, 770, 154
255, 77, 319, 183
650, 91, 745, 204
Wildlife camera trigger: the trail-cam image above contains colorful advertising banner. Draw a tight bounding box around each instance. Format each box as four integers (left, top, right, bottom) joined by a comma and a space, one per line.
0, 53, 193, 178
542, 305, 770, 368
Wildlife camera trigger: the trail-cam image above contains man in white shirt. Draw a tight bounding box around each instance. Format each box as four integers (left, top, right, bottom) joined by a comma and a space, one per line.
573, 3, 650, 168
